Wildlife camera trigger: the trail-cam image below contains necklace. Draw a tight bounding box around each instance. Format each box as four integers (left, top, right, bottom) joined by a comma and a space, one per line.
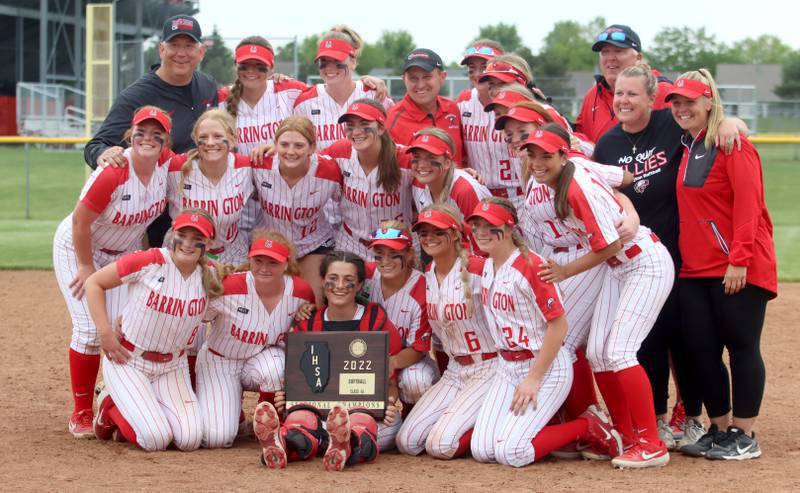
622, 122, 649, 154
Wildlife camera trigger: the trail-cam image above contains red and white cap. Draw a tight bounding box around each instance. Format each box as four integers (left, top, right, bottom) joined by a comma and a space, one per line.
249, 238, 290, 262
412, 210, 460, 232
494, 105, 547, 130
337, 101, 386, 124
315, 38, 356, 62
479, 61, 528, 85
405, 133, 452, 159
368, 228, 413, 251
173, 211, 215, 239
522, 129, 570, 154
460, 44, 504, 65
132, 107, 171, 134
235, 44, 274, 67
467, 201, 516, 227
666, 78, 713, 102
484, 90, 529, 112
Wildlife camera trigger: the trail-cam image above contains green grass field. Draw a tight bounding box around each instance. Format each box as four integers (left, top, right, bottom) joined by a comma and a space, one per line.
1, 144, 798, 279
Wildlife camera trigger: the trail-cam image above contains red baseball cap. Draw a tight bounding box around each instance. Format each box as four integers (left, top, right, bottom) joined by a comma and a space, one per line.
484, 90, 529, 112
666, 78, 713, 102
173, 211, 215, 239
235, 44, 274, 67
337, 102, 386, 125
467, 201, 516, 227
412, 210, 460, 232
368, 228, 413, 251
522, 129, 570, 154
132, 107, 171, 134
315, 38, 356, 62
405, 133, 453, 159
494, 105, 547, 130
460, 45, 504, 65
249, 238, 290, 262
479, 61, 528, 85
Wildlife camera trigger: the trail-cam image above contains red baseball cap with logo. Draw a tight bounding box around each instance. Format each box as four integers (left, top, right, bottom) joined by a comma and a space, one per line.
522, 129, 570, 154
249, 238, 290, 262
173, 211, 215, 239
467, 201, 516, 227
315, 38, 356, 62
235, 44, 274, 67
368, 228, 413, 251
412, 209, 460, 232
405, 133, 453, 159
666, 78, 713, 102
338, 102, 386, 124
484, 90, 529, 112
494, 105, 548, 130
132, 107, 171, 134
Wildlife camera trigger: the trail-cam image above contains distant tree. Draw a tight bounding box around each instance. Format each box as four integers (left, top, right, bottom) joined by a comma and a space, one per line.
469, 23, 535, 73
727, 35, 794, 65
375, 30, 415, 75
648, 26, 734, 73
276, 34, 322, 83
775, 50, 800, 99
537, 18, 604, 72
200, 26, 235, 84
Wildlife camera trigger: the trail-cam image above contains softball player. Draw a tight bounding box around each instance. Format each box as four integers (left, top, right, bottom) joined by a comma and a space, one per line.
365, 222, 438, 405
395, 205, 497, 459
467, 198, 622, 468
252, 251, 403, 471
54, 106, 172, 438
527, 124, 675, 469
407, 128, 490, 253
195, 232, 315, 448
250, 115, 342, 304
89, 209, 222, 451
324, 100, 415, 260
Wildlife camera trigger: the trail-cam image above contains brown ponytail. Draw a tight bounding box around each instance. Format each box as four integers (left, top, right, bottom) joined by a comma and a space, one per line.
227, 36, 274, 120
480, 197, 533, 265
535, 123, 574, 221
351, 98, 401, 194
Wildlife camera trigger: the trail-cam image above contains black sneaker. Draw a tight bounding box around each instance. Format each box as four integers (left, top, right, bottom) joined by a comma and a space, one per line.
705, 426, 761, 460
680, 424, 726, 457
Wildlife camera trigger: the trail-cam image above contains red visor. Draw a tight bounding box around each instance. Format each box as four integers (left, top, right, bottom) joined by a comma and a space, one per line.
173, 211, 215, 239
666, 78, 713, 102
337, 102, 386, 124
405, 133, 452, 159
368, 228, 413, 251
494, 105, 547, 130
235, 44, 274, 67
479, 61, 528, 85
484, 90, 529, 112
315, 38, 356, 62
522, 129, 570, 154
249, 238, 289, 262
132, 108, 171, 134
467, 201, 516, 227
413, 210, 460, 232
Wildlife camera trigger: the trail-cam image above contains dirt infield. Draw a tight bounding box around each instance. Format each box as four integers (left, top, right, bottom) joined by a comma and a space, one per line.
1, 271, 798, 492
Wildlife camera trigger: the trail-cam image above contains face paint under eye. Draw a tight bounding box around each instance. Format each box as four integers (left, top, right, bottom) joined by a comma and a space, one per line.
490, 228, 505, 241
519, 132, 530, 142
237, 64, 268, 73
324, 280, 356, 291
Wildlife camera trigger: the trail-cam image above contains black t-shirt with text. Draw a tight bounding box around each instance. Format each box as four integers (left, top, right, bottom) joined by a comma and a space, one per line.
593, 109, 683, 262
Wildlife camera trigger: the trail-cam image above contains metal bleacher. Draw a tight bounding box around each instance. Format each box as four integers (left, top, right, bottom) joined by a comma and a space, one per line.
16, 82, 87, 137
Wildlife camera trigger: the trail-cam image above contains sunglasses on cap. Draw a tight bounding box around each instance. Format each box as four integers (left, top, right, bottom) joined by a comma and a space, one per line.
597, 31, 628, 43
464, 46, 500, 57
370, 228, 411, 241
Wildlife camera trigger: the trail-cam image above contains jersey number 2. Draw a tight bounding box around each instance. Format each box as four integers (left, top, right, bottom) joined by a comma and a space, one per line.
499, 159, 512, 181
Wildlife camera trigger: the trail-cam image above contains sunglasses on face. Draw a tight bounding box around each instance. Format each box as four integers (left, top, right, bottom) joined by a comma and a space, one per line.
597, 31, 627, 43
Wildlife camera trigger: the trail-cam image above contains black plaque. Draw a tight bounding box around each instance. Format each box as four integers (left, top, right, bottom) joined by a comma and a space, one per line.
285, 331, 389, 419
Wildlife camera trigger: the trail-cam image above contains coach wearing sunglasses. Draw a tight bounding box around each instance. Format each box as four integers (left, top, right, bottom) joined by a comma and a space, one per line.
574, 25, 673, 143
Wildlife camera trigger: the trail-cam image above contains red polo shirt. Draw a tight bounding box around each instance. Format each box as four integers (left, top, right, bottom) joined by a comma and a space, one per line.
387, 95, 464, 165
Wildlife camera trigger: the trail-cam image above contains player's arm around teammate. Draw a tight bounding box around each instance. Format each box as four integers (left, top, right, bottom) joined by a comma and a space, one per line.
366, 222, 439, 406
86, 209, 223, 451
668, 71, 777, 460
466, 198, 622, 467
252, 251, 403, 471
54, 107, 173, 438
395, 205, 498, 459
527, 125, 675, 469
195, 231, 315, 448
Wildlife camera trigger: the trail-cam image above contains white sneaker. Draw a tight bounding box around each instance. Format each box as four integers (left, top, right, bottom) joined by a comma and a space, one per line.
677, 418, 707, 449
657, 419, 676, 450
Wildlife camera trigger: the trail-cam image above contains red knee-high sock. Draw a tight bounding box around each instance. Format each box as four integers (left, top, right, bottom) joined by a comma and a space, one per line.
532, 420, 589, 461
563, 348, 598, 420
434, 350, 449, 375
453, 429, 473, 458
107, 406, 137, 445
615, 365, 659, 442
187, 355, 197, 391
594, 371, 634, 441
258, 392, 275, 405
69, 349, 101, 413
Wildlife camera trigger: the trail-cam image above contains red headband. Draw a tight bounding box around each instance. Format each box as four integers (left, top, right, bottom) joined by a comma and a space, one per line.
249, 238, 289, 262
235, 44, 274, 67
173, 211, 215, 239
522, 129, 570, 154
412, 210, 460, 231
666, 78, 713, 102
337, 102, 386, 125
405, 133, 453, 159
494, 105, 547, 130
132, 108, 171, 134
315, 38, 356, 62
479, 61, 528, 85
467, 201, 516, 227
